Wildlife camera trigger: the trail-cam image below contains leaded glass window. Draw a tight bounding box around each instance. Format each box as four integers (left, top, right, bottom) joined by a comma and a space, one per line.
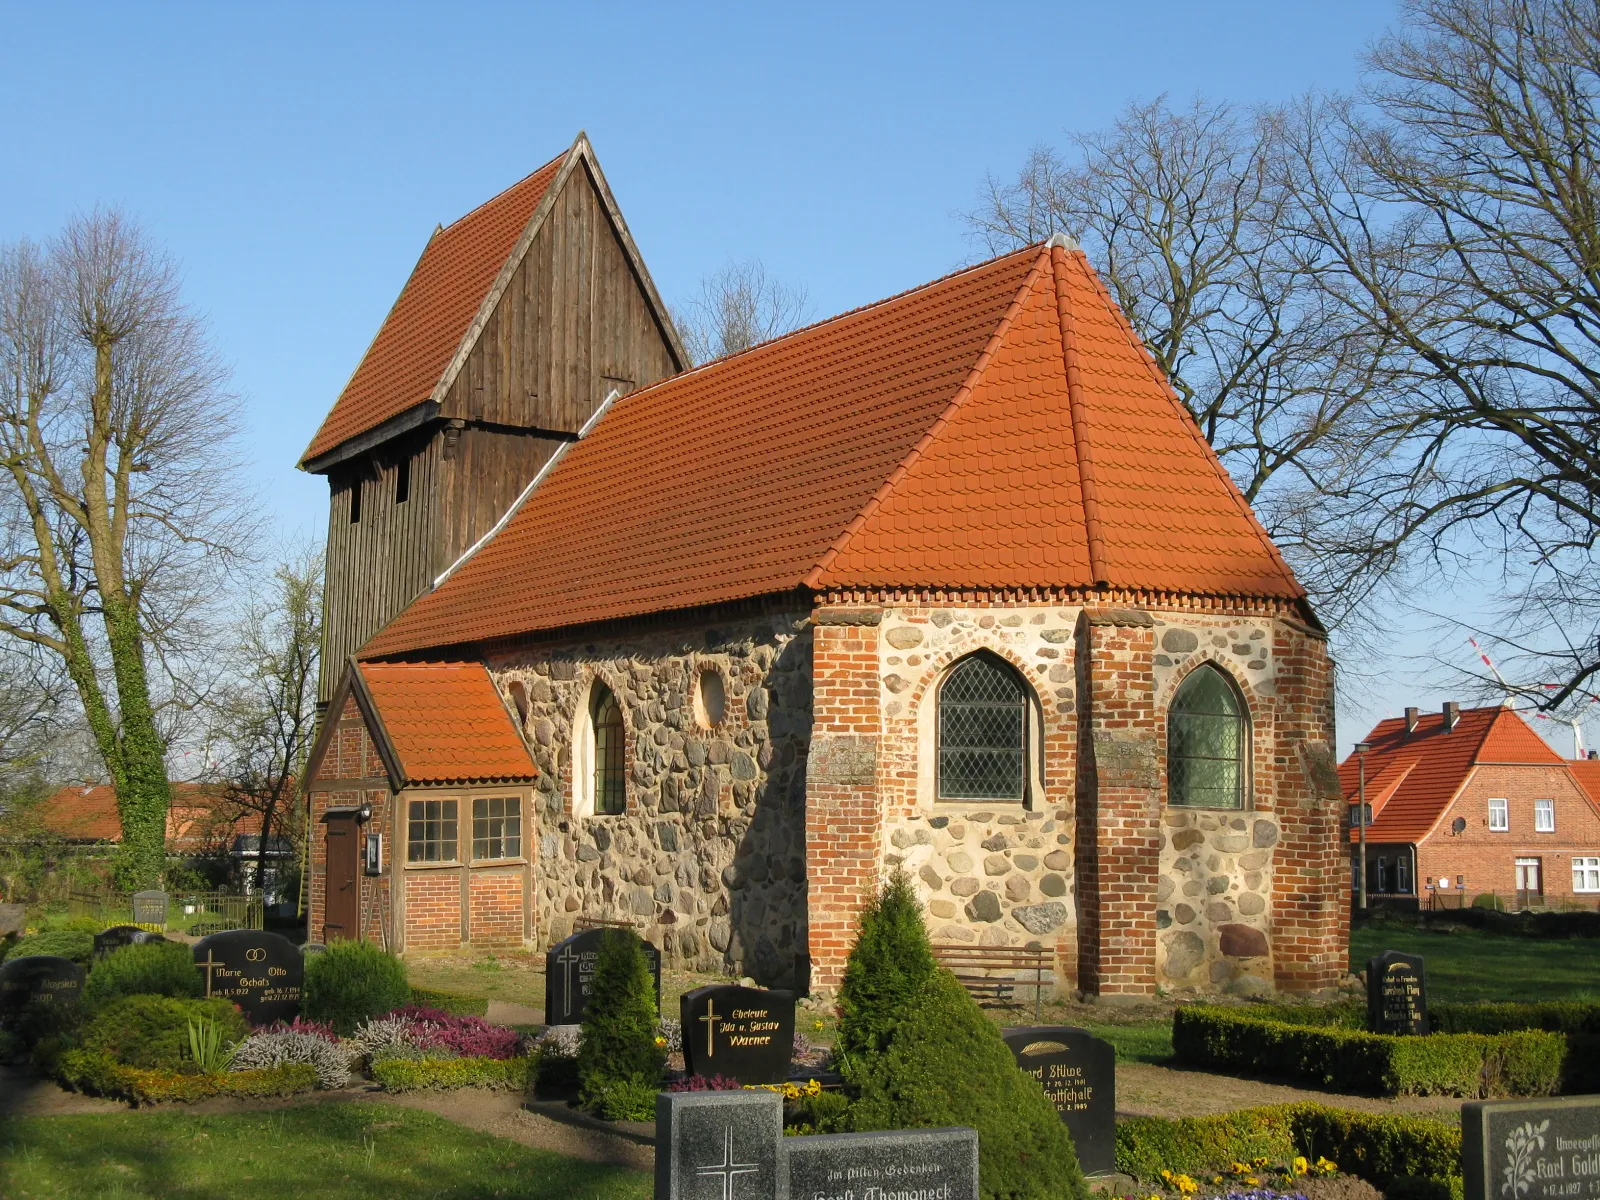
593, 688, 626, 816
1168, 664, 1246, 808
938, 654, 1027, 802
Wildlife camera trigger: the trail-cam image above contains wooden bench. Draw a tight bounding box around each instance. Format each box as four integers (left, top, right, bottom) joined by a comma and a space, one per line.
930, 943, 1055, 1020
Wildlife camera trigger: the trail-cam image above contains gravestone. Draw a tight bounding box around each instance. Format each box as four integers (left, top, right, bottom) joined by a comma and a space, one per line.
1001, 1025, 1117, 1175
655, 1088, 784, 1200
131, 890, 169, 927
0, 903, 25, 937
784, 1128, 980, 1200
1463, 1096, 1600, 1200
681, 985, 796, 1085
545, 929, 661, 1026
192, 929, 302, 1025
93, 925, 167, 957
0, 955, 85, 1029
1367, 950, 1428, 1035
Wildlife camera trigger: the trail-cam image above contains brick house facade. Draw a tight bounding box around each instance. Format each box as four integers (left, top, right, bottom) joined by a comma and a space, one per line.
301, 150, 1348, 997
1340, 705, 1600, 911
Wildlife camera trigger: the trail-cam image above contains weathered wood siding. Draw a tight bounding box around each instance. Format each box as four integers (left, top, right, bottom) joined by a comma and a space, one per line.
437, 426, 567, 566
441, 158, 681, 433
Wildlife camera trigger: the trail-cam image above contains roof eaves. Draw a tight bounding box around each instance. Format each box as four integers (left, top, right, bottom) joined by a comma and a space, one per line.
349, 660, 408, 789
1414, 762, 1481, 845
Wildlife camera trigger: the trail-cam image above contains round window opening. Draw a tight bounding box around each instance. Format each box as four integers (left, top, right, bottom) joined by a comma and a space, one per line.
694, 669, 726, 728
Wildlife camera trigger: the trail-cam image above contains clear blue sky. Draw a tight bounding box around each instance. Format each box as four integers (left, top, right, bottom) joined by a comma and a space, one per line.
10, 1, 1576, 754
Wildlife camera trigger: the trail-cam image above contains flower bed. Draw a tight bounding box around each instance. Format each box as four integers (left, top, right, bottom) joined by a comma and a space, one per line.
369, 1055, 532, 1092
58, 1049, 317, 1104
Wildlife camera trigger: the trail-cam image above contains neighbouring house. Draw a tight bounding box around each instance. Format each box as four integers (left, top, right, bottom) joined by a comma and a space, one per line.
38, 782, 236, 854
300, 134, 1348, 998
1339, 704, 1600, 912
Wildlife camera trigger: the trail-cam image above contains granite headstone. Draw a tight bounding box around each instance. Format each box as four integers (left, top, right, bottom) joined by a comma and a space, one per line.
131, 890, 169, 927
681, 985, 796, 1085
655, 1088, 784, 1200
1463, 1096, 1600, 1200
93, 925, 167, 957
0, 955, 85, 1029
1367, 950, 1428, 1035
0, 903, 25, 937
784, 1128, 980, 1200
193, 929, 302, 1025
1002, 1025, 1117, 1175
545, 929, 661, 1026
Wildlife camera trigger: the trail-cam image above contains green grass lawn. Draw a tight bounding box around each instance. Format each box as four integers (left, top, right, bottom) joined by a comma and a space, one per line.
0, 1103, 650, 1200
1349, 921, 1600, 1003
1078, 1021, 1174, 1063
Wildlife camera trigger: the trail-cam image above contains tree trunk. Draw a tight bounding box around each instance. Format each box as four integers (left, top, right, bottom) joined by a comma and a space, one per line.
102, 596, 171, 889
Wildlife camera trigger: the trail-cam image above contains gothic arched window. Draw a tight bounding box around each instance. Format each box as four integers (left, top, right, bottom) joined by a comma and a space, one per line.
1168, 664, 1248, 808
938, 653, 1028, 802
592, 687, 626, 816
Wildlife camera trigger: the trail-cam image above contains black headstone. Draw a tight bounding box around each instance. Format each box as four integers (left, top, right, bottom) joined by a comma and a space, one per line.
680, 985, 797, 1085
0, 955, 85, 1029
784, 1128, 981, 1200
655, 1088, 783, 1200
1367, 950, 1428, 1035
193, 929, 302, 1025
1463, 1096, 1600, 1200
1001, 1025, 1116, 1175
131, 890, 169, 927
0, 903, 25, 937
545, 929, 661, 1026
93, 925, 167, 957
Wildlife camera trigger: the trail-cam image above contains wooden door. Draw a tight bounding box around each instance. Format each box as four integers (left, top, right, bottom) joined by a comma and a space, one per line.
324, 813, 360, 941
1515, 857, 1543, 910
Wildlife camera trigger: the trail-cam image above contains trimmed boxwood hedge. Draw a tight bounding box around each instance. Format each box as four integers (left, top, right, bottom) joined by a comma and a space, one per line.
370, 1054, 532, 1092
408, 986, 489, 1017
58, 1050, 316, 1104
1172, 1005, 1563, 1097
1115, 1102, 1460, 1193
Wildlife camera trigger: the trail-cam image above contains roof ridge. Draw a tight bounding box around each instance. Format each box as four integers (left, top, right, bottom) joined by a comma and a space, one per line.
438, 148, 568, 232
805, 247, 1054, 589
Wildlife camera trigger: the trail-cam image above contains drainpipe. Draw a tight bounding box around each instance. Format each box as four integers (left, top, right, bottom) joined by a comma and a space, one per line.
1356, 742, 1371, 911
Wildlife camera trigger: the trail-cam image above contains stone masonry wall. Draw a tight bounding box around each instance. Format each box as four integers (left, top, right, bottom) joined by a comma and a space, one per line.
486, 608, 813, 987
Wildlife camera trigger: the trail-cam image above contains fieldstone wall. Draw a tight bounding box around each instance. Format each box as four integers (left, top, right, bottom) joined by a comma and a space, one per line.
1157, 810, 1279, 995
485, 608, 813, 987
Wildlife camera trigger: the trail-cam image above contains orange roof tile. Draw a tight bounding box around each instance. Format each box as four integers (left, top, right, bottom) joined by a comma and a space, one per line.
1570, 758, 1600, 812
1338, 706, 1564, 843
301, 152, 566, 463
362, 242, 1305, 658
38, 782, 229, 846
357, 661, 535, 785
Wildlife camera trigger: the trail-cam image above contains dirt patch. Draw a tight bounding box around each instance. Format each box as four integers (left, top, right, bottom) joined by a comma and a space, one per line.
1115, 1062, 1463, 1122
1302, 1176, 1384, 1200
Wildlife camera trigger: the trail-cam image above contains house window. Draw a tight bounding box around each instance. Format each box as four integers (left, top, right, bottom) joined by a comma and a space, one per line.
1535, 798, 1555, 832
593, 687, 626, 816
1396, 854, 1411, 895
407, 798, 457, 863
472, 796, 521, 860
1488, 797, 1509, 831
1168, 664, 1247, 808
1574, 858, 1600, 893
937, 653, 1027, 802
1375, 856, 1389, 892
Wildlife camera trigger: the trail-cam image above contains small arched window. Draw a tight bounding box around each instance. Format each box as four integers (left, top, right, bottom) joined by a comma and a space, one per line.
591, 686, 626, 816
1168, 664, 1247, 808
938, 653, 1027, 802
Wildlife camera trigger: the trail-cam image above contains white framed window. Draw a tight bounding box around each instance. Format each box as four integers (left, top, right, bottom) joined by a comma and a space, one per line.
1534, 798, 1555, 833
1574, 858, 1600, 893
1488, 797, 1509, 831
1396, 855, 1411, 895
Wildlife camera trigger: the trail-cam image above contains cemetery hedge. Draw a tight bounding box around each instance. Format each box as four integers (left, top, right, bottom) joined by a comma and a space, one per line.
370, 1053, 533, 1092
302, 940, 412, 1034
408, 985, 489, 1016
57, 1051, 317, 1103
81, 940, 202, 1008
2, 928, 94, 965
1172, 1005, 1564, 1096
1115, 1102, 1461, 1194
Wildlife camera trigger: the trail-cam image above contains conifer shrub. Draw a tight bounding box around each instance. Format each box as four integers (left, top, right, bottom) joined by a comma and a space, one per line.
3, 929, 94, 966
848, 970, 1088, 1200
83, 940, 201, 1008
577, 929, 663, 1120
78, 995, 248, 1072
302, 940, 411, 1035
836, 868, 937, 1062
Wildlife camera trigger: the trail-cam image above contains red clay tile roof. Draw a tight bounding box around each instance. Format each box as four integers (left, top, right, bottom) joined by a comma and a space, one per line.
362, 242, 1305, 658
300, 152, 566, 464
1338, 706, 1565, 843
1570, 758, 1600, 811
357, 661, 536, 785
39, 783, 230, 847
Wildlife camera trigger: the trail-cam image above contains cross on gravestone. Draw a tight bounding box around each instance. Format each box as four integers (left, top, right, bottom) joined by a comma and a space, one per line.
681, 984, 796, 1085
1367, 950, 1428, 1035
0, 955, 85, 1030
131, 890, 169, 927
544, 929, 661, 1026
655, 1089, 784, 1200
1001, 1026, 1117, 1176
93, 925, 167, 958
192, 930, 302, 1025
1462, 1096, 1600, 1200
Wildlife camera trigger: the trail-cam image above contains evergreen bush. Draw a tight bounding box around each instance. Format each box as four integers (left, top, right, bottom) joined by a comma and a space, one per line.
79, 995, 248, 1072
1471, 893, 1505, 911
3, 929, 94, 965
848, 970, 1088, 1200
83, 940, 200, 1008
301, 940, 410, 1035
836, 868, 937, 1061
576, 929, 663, 1120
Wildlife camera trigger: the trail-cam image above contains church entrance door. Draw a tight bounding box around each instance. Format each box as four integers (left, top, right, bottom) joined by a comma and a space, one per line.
324, 811, 360, 941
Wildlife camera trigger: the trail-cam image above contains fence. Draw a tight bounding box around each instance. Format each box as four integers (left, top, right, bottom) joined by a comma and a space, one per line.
67, 887, 263, 934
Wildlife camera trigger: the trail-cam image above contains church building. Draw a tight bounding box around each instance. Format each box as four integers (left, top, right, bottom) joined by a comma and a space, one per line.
301, 134, 1348, 998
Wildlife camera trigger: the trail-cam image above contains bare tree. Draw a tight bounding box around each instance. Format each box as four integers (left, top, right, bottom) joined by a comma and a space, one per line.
675, 258, 811, 365
0, 211, 251, 887
1275, 0, 1600, 707
206, 545, 321, 896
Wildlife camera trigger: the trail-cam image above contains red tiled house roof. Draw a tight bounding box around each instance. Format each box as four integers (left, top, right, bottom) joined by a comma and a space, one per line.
1570, 758, 1600, 810
39, 782, 232, 848
364, 239, 1307, 659
1337, 706, 1566, 843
